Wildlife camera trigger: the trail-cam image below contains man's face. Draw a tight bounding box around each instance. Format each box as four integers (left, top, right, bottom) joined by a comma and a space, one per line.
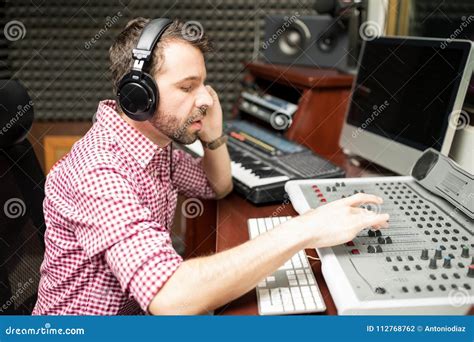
150, 40, 213, 144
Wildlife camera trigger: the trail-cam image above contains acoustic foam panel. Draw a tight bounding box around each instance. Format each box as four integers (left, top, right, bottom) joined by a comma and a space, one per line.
5, 0, 314, 121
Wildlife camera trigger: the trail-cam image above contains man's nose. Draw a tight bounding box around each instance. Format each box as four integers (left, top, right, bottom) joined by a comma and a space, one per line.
195, 85, 213, 109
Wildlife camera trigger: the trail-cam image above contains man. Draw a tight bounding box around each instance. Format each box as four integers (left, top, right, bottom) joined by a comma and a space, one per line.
33, 18, 389, 315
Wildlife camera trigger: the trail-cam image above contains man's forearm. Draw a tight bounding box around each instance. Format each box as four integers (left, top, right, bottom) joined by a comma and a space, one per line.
149, 193, 390, 314
202, 143, 233, 198
148, 219, 309, 314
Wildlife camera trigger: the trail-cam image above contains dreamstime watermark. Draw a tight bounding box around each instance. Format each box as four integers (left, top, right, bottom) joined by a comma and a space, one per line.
270, 194, 291, 217
269, 112, 291, 131
360, 201, 383, 215
181, 198, 204, 219
0, 100, 34, 136
3, 198, 26, 219
3, 20, 26, 41
172, 107, 206, 140
181, 21, 204, 42
448, 288, 470, 307
118, 0, 132, 6
97, 284, 115, 301
173, 116, 197, 140
84, 11, 123, 50
262, 12, 301, 50
359, 21, 382, 41
0, 278, 34, 313
352, 100, 390, 138
4, 323, 85, 336
441, 15, 474, 49
448, 109, 470, 130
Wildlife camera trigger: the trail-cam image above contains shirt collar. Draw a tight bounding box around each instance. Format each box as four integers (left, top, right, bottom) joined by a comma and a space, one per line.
94, 100, 165, 169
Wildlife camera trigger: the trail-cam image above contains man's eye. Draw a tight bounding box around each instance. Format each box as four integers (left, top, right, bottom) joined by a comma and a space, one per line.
181, 86, 192, 93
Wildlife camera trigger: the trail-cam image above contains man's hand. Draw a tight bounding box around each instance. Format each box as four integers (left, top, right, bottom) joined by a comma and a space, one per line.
292, 193, 390, 248
198, 85, 232, 198
199, 85, 223, 142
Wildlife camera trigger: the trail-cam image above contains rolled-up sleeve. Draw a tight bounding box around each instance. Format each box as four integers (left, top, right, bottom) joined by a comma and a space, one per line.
172, 149, 216, 199
71, 163, 182, 311
105, 228, 182, 311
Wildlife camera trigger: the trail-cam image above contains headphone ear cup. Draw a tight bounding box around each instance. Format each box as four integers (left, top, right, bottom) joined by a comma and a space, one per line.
142, 72, 160, 114
117, 71, 159, 121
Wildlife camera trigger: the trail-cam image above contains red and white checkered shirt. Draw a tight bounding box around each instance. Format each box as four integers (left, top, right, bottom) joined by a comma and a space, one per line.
33, 100, 215, 315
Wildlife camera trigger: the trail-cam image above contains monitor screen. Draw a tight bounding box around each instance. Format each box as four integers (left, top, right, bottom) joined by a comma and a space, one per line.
346, 38, 472, 152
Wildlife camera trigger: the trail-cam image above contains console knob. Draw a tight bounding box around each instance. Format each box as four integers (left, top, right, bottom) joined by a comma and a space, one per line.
442, 256, 451, 268
429, 258, 437, 269
467, 265, 474, 278
421, 249, 429, 260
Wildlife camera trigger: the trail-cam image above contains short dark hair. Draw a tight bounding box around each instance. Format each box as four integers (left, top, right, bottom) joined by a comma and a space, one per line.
109, 18, 211, 93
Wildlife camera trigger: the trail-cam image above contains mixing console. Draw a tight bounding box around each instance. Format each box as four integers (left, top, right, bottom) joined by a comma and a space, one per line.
285, 149, 473, 314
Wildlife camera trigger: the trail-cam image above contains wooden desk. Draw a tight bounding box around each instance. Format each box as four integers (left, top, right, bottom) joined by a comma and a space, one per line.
213, 150, 392, 315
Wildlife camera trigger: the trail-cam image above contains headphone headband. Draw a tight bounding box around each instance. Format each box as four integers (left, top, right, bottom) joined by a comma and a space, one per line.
132, 18, 173, 69
117, 18, 173, 121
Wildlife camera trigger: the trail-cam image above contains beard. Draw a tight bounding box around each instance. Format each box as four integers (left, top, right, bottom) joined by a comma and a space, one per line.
149, 107, 206, 145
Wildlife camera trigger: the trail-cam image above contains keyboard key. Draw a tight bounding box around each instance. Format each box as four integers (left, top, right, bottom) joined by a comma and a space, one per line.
248, 219, 258, 239
271, 216, 281, 228
271, 288, 282, 304
301, 255, 309, 267
280, 288, 295, 311
298, 278, 308, 286
290, 287, 302, 298
259, 289, 270, 303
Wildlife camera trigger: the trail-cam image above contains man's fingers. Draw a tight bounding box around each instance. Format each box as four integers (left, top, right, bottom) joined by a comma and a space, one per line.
372, 221, 390, 230
350, 206, 389, 229
362, 212, 390, 228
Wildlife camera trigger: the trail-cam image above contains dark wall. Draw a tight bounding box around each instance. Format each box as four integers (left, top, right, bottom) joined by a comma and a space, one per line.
4, 0, 315, 121
410, 0, 474, 40
0, 0, 9, 79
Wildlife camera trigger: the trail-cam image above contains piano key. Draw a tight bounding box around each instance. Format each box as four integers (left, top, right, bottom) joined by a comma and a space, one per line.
231, 161, 289, 187
185, 140, 289, 190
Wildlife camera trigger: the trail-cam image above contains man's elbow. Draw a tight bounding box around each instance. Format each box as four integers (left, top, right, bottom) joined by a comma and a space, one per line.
215, 181, 233, 199
148, 293, 179, 315
148, 293, 207, 315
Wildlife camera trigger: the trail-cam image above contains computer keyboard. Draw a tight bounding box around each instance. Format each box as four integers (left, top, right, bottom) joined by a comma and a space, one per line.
247, 216, 326, 315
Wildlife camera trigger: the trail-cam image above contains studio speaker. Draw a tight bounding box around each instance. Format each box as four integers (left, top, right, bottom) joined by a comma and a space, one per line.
262, 15, 350, 70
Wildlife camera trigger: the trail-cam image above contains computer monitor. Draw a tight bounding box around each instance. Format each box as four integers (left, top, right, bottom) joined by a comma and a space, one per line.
339, 37, 473, 175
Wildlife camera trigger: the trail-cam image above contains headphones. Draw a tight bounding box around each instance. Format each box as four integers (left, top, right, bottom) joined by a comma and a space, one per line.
117, 18, 173, 121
